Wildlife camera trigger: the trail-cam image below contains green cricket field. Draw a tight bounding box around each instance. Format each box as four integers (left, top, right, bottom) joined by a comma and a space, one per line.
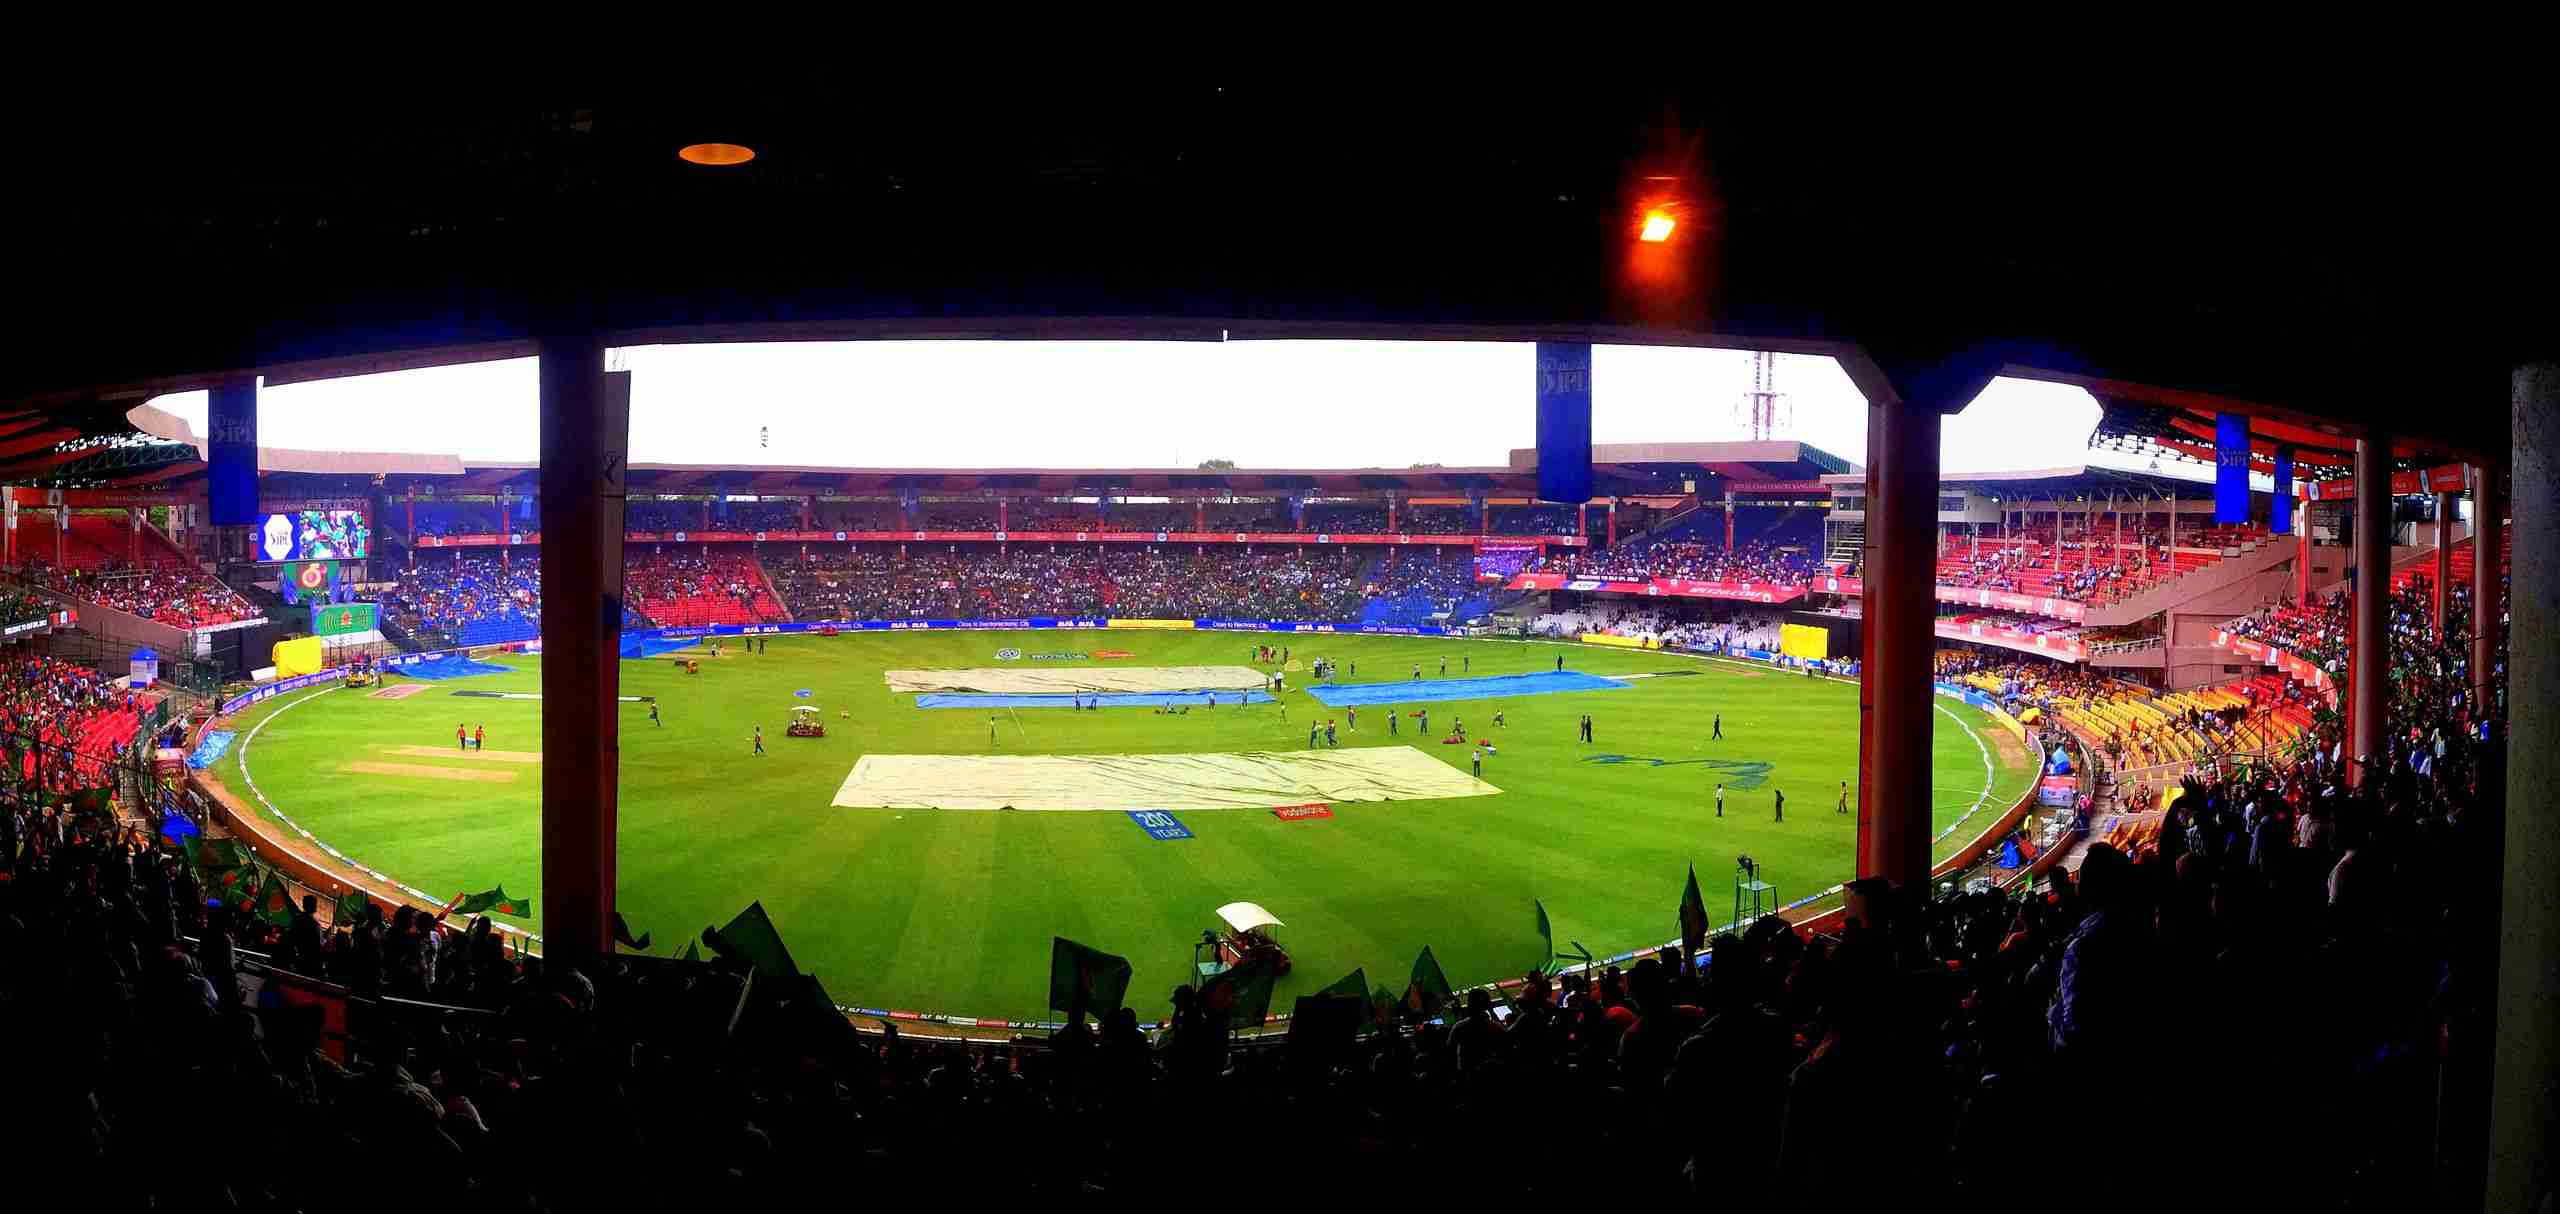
213, 630, 2037, 1021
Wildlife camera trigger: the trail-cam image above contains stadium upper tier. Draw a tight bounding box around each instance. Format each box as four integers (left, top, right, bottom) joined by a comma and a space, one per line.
7, 512, 260, 629
388, 544, 1496, 644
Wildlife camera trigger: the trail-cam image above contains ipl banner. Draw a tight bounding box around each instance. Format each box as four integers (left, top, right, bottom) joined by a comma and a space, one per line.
280, 559, 338, 606
310, 602, 379, 637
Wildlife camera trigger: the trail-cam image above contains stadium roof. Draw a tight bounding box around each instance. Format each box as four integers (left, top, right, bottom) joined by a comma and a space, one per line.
76, 404, 1703, 500
1821, 464, 2235, 500
2082, 382, 2471, 481
429, 462, 1683, 498
1506, 440, 1855, 485
0, 73, 2531, 476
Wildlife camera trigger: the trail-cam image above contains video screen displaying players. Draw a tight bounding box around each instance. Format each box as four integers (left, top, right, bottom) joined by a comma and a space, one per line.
258, 510, 370, 562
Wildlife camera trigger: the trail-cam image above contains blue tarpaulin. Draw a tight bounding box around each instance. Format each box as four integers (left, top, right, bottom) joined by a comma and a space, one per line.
186, 730, 237, 769
398, 654, 513, 680
916, 691, 1277, 710
619, 634, 702, 660
1307, 670, 1630, 707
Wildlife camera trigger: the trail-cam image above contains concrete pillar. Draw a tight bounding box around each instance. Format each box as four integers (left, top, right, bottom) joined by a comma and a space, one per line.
2488, 364, 2553, 1214
2436, 490, 2457, 636
1856, 393, 1941, 891
2299, 503, 2314, 603
536, 336, 628, 963
2474, 464, 2503, 722
2349, 434, 2392, 786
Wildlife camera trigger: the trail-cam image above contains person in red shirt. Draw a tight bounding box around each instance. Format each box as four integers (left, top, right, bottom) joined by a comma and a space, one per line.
457, 723, 468, 751
473, 724, 485, 751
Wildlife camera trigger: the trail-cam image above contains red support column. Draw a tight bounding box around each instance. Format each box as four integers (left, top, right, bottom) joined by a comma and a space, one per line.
2349, 434, 2392, 787
1388, 496, 1398, 533
1194, 500, 1204, 531
536, 334, 626, 963
1858, 392, 1941, 892
1570, 501, 1579, 540
999, 498, 1008, 531
405, 484, 416, 544
799, 497, 812, 530
1480, 498, 1490, 534
56, 505, 65, 567
2434, 491, 2456, 637
1724, 491, 1735, 551
1606, 500, 1617, 546
2471, 464, 2501, 721
130, 507, 140, 564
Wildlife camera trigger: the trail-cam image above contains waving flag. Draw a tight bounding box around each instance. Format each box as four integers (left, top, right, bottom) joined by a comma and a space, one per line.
1679, 864, 1712, 953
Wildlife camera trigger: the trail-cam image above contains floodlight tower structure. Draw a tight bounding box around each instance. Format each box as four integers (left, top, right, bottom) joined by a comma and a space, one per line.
1736, 349, 1792, 441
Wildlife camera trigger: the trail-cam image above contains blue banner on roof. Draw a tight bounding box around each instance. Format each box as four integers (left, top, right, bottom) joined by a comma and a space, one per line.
2215, 412, 2252, 524
2271, 446, 2294, 535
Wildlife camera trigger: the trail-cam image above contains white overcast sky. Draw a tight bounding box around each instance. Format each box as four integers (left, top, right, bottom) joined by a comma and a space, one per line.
145, 340, 2209, 481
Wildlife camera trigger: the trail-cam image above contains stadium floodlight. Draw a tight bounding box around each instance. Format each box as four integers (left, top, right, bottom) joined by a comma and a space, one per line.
1638, 208, 1677, 242
678, 142, 756, 166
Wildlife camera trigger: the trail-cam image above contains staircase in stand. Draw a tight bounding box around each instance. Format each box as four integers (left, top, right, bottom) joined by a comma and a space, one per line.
1827, 521, 1866, 568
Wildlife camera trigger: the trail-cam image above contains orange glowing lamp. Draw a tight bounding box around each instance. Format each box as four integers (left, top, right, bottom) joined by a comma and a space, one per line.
678, 142, 756, 167
1638, 208, 1677, 242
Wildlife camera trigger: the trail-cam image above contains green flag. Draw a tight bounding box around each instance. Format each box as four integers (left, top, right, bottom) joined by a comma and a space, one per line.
453, 887, 533, 919
1679, 863, 1711, 954
192, 837, 247, 875
212, 862, 261, 910
677, 939, 701, 963
1370, 983, 1400, 1028
1047, 936, 1133, 1017
1320, 967, 1368, 1000
1404, 946, 1455, 1018
1534, 899, 1555, 970
611, 911, 653, 952
1201, 956, 1278, 1029
256, 870, 296, 928
335, 888, 373, 926
705, 901, 798, 980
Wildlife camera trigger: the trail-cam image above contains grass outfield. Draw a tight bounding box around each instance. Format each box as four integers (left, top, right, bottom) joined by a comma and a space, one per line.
217, 631, 2038, 1020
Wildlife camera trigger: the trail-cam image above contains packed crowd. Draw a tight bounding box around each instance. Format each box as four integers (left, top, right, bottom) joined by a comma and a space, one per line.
408, 501, 502, 538
1933, 524, 2267, 604
0, 649, 150, 792
2223, 572, 2507, 747
766, 545, 1479, 623
1526, 539, 1819, 587
1, 690, 2499, 1204
14, 562, 260, 629
385, 556, 541, 642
